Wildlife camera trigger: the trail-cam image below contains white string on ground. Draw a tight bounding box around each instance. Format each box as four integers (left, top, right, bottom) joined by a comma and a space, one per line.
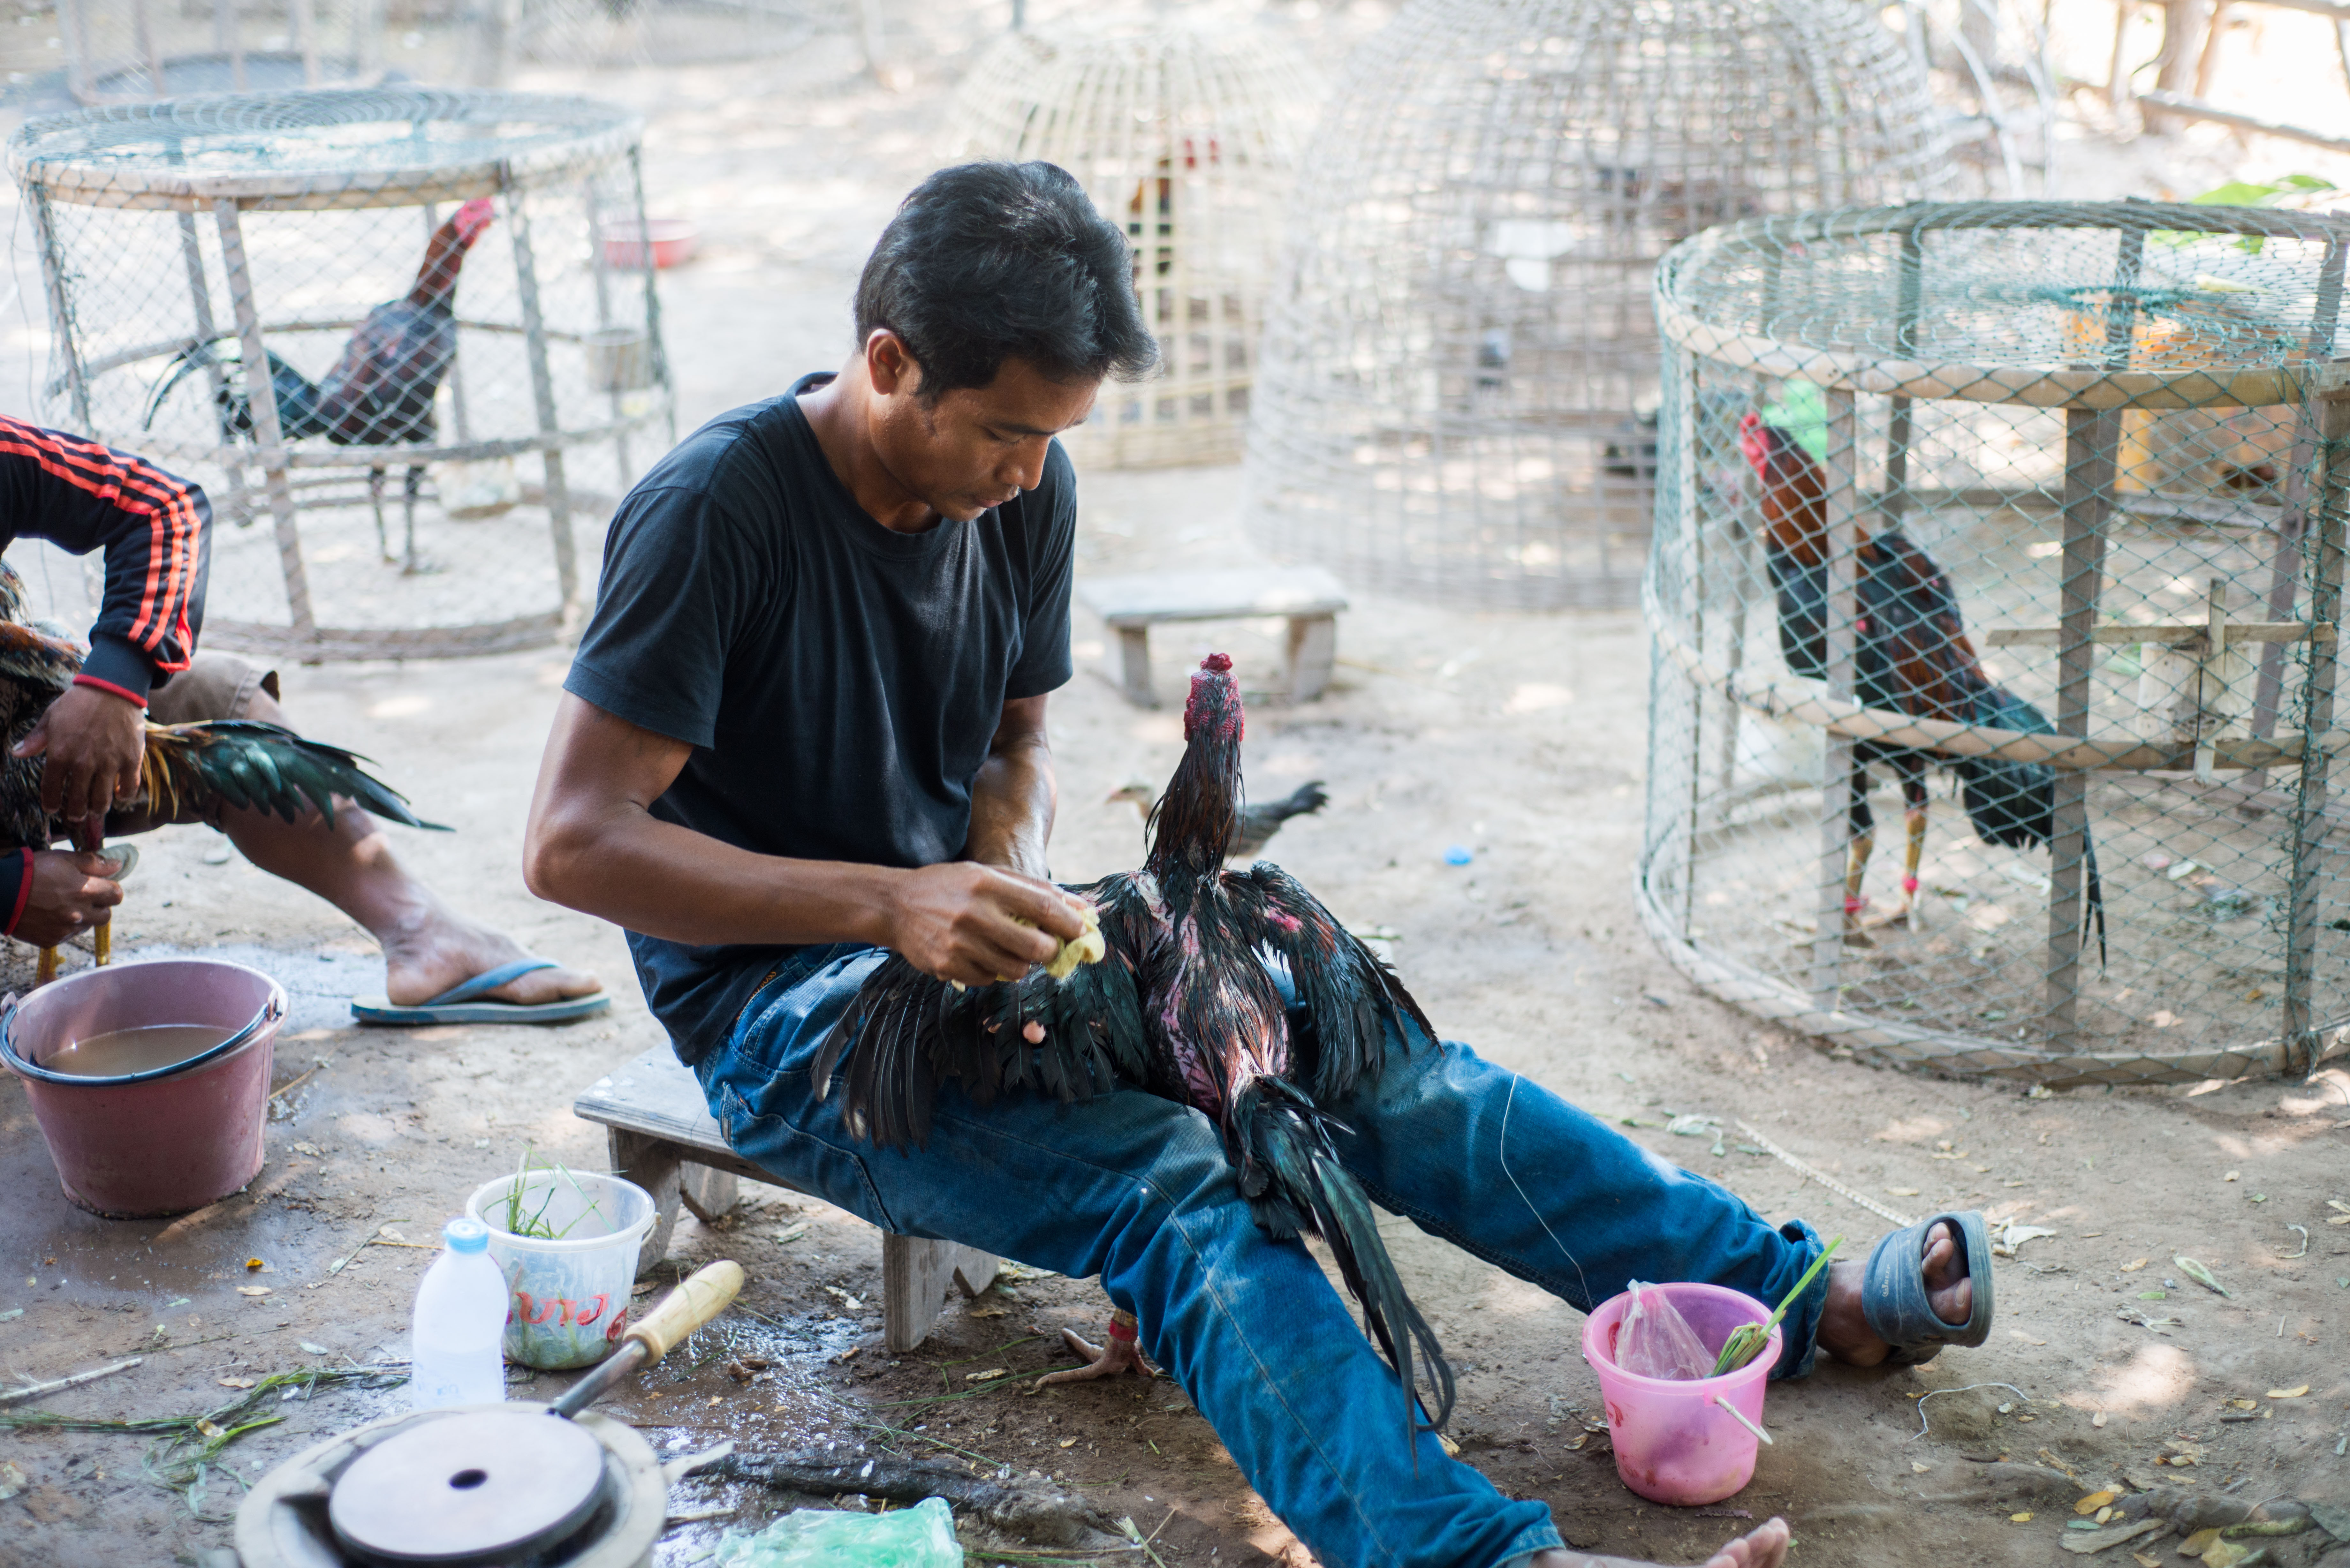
1734, 1119, 1917, 1229
1498, 1071, 1590, 1305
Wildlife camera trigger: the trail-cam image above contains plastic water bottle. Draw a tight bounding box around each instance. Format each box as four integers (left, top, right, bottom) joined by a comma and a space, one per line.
409, 1217, 508, 1410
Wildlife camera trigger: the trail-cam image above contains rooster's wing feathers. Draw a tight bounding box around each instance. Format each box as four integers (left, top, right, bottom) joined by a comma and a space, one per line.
1235, 862, 1429, 1104
814, 873, 1156, 1148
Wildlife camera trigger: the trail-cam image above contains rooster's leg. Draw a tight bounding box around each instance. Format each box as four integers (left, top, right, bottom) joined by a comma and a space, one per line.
94, 921, 109, 968
368, 466, 392, 562
1842, 772, 1875, 943
34, 946, 56, 987
1032, 1308, 1156, 1387
401, 465, 424, 576
1898, 766, 1929, 927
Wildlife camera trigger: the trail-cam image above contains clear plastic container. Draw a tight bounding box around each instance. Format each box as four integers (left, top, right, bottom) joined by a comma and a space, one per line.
409, 1217, 509, 1410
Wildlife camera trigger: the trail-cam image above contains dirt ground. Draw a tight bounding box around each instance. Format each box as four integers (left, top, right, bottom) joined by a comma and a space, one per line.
0, 9, 2347, 1568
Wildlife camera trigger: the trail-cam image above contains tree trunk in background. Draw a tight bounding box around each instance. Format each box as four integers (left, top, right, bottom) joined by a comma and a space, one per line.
2145, 0, 2211, 129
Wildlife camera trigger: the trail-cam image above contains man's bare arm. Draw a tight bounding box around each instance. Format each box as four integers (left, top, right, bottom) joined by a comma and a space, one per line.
964, 694, 1055, 878
523, 694, 1086, 987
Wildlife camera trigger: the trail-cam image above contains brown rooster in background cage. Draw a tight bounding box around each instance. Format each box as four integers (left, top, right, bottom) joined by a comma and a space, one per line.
1740, 414, 2104, 961
817, 653, 1453, 1442
0, 564, 442, 983
144, 199, 497, 570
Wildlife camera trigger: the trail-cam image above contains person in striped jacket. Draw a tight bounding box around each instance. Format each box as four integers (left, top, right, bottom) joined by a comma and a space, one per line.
0, 416, 605, 1024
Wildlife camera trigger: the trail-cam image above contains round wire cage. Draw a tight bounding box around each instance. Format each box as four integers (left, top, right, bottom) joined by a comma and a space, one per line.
11, 87, 675, 661
54, 0, 502, 103
1240, 0, 1952, 610
1641, 200, 2350, 1087
942, 18, 1321, 470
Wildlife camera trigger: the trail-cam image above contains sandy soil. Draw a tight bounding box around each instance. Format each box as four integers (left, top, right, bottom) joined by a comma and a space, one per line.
0, 9, 2346, 1568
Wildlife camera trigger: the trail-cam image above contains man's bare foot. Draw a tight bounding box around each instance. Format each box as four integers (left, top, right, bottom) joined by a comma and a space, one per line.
1816, 1222, 1971, 1367
1032, 1313, 1157, 1387
382, 908, 602, 1008
1528, 1516, 1790, 1568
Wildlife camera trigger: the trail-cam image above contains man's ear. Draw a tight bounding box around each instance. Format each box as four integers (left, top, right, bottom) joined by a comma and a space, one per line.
866, 330, 922, 399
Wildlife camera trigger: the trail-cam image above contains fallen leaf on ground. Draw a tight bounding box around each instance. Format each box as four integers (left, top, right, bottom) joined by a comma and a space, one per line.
1912, 1461, 1930, 1473
217, 1377, 255, 1389
2059, 1519, 2168, 1556
2093, 1412, 2109, 1428
2134, 1555, 2164, 1568
2120, 1258, 2149, 1272
236, 1286, 270, 1297
775, 1222, 808, 1244
2012, 1512, 2035, 1523
2174, 1256, 2231, 1297
967, 1304, 1010, 1319
2075, 1491, 2117, 1514
195, 1420, 223, 1440
2265, 1384, 2308, 1399
2227, 1398, 2257, 1409
2182, 1527, 2221, 1555
244, 1258, 264, 1271
1059, 1437, 1078, 1448
1886, 1187, 1921, 1197
2011, 1330, 2049, 1346
965, 1369, 1009, 1383
0, 1462, 23, 1501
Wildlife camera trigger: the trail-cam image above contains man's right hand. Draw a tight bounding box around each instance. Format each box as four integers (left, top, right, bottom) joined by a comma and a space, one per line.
886, 862, 1089, 988
13, 849, 123, 948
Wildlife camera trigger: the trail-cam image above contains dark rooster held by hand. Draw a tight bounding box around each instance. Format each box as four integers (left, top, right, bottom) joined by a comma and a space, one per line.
819, 654, 1453, 1441
0, 565, 442, 982
146, 199, 497, 570
1107, 775, 1328, 862
1740, 415, 2103, 960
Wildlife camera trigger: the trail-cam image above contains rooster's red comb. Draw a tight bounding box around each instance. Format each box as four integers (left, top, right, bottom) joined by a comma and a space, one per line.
1200, 653, 1232, 674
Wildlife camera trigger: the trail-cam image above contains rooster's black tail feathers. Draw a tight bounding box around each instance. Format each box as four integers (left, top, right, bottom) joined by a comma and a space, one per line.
1956, 685, 2106, 970
144, 720, 444, 833
1233, 1077, 1454, 1444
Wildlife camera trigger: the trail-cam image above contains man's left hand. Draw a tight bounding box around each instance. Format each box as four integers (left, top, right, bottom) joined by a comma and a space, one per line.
15, 683, 147, 825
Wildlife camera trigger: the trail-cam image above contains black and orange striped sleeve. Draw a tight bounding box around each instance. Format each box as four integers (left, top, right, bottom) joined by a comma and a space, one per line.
0, 416, 210, 705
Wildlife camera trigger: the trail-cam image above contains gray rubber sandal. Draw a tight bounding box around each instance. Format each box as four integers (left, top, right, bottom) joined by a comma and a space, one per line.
1860, 1210, 1992, 1366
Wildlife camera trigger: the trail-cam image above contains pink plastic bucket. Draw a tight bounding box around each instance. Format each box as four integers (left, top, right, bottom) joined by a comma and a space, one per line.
1, 959, 285, 1217
1581, 1282, 1781, 1506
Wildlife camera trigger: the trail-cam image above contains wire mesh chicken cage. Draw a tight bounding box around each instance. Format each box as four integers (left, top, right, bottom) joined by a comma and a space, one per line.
942, 19, 1320, 469
1239, 0, 1952, 610
1640, 199, 2350, 1087
507, 0, 831, 69
11, 87, 673, 660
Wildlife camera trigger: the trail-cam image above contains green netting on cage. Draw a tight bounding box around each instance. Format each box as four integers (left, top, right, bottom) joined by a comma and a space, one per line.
1641, 199, 2350, 1087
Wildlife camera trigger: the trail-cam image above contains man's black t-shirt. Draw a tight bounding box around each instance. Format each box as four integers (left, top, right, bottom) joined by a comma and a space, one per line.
565, 374, 1077, 1064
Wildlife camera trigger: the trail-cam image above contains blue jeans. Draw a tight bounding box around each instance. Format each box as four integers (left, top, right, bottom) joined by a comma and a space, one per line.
695, 944, 1829, 1568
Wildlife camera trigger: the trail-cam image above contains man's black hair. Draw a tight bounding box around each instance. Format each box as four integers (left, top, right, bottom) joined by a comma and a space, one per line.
854, 161, 1159, 401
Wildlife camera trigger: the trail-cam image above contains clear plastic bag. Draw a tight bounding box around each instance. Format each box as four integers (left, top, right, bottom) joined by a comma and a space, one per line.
1617, 1281, 1715, 1380
711, 1496, 963, 1567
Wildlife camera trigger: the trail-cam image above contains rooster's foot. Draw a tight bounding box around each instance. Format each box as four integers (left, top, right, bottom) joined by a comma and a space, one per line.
1033, 1310, 1156, 1387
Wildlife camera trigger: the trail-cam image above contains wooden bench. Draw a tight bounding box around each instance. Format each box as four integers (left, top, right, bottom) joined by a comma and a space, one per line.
1076, 566, 1349, 708
573, 1046, 997, 1353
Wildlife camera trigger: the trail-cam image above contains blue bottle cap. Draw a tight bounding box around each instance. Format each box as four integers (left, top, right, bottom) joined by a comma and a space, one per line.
443, 1217, 489, 1254
1443, 845, 1474, 866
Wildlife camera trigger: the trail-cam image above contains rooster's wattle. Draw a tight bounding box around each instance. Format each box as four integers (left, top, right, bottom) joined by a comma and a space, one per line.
816, 653, 1453, 1440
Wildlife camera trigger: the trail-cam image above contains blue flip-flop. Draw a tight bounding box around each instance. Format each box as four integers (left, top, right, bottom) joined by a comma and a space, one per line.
1861, 1210, 1993, 1365
350, 958, 610, 1027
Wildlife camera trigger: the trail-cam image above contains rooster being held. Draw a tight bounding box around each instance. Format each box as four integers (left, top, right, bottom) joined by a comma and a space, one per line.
147, 199, 497, 570
1740, 415, 2103, 959
818, 653, 1453, 1441
0, 563, 442, 981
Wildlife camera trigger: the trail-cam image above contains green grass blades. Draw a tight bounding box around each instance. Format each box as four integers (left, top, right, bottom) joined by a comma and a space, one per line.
1710, 1234, 1843, 1376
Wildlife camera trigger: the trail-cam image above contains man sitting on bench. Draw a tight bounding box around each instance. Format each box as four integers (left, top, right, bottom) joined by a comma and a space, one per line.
524, 161, 1986, 1568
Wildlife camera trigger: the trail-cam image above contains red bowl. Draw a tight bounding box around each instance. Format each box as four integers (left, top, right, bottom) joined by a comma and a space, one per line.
602, 218, 699, 270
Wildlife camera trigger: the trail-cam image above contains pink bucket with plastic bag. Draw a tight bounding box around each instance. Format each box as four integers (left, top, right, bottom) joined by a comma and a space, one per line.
1581, 1281, 1780, 1506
